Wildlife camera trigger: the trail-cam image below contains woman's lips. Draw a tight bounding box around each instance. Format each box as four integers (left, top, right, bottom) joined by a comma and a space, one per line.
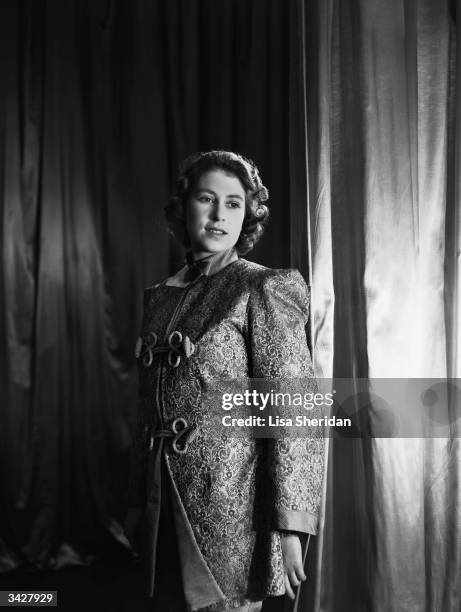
205, 227, 227, 235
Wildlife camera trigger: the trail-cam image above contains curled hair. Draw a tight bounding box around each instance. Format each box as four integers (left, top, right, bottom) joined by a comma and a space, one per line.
165, 150, 270, 255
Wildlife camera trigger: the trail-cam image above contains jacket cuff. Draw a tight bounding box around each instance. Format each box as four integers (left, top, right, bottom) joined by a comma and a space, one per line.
275, 508, 319, 535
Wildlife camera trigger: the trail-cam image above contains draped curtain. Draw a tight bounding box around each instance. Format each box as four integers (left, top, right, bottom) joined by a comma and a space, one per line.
1, 1, 460, 611
300, 0, 461, 611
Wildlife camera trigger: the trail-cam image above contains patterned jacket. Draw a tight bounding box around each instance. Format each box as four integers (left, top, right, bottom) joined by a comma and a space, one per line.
129, 255, 325, 611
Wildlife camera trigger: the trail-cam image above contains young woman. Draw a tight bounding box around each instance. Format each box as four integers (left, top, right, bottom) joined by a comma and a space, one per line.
126, 151, 324, 611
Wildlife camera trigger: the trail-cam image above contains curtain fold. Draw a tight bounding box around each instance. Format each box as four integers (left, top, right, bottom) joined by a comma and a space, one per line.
1, 0, 141, 569
297, 0, 461, 610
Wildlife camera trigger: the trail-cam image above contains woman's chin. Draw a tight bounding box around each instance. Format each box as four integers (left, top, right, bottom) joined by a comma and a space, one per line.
193, 240, 233, 255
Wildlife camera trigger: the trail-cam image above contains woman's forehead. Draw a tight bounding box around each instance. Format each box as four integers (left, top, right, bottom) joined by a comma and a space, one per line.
196, 169, 245, 195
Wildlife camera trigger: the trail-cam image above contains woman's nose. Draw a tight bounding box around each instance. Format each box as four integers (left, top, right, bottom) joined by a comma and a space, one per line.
211, 200, 226, 221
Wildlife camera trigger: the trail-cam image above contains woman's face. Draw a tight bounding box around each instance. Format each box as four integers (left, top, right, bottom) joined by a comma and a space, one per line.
186, 169, 246, 260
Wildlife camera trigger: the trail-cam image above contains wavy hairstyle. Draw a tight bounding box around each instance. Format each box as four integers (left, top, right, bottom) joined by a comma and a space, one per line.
165, 150, 270, 255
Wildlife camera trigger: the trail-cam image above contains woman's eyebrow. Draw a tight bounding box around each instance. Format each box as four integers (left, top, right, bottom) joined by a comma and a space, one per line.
197, 189, 244, 200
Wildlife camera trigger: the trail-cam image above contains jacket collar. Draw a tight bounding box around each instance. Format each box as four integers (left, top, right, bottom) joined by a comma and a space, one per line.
166, 248, 238, 287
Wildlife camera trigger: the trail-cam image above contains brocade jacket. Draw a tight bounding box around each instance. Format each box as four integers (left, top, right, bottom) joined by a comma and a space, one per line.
129, 250, 325, 611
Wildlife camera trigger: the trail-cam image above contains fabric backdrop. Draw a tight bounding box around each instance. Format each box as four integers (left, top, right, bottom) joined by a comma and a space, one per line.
1, 1, 460, 612
301, 0, 461, 611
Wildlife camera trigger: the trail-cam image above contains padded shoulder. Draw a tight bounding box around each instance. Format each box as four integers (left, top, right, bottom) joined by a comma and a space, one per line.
245, 264, 310, 322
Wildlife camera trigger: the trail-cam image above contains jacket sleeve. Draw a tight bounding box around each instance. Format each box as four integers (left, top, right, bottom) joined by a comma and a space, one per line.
248, 269, 325, 535
127, 288, 152, 508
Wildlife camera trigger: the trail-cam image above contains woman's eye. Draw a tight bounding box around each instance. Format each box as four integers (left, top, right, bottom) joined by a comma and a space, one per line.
198, 196, 213, 203
227, 201, 241, 209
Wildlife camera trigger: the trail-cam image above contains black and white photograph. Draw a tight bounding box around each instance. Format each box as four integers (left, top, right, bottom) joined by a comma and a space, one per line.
0, 1, 460, 611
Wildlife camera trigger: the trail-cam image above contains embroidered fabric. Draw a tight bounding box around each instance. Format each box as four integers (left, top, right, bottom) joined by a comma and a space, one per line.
129, 258, 325, 609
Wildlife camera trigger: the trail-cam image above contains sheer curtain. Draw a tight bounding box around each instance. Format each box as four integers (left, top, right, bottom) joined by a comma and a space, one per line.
292, 0, 461, 610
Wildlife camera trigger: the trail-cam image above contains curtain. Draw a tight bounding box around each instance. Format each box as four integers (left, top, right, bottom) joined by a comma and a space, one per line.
295, 0, 461, 610
0, 0, 143, 569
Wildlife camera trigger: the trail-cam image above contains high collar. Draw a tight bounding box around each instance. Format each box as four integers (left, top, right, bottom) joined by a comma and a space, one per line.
165, 248, 239, 287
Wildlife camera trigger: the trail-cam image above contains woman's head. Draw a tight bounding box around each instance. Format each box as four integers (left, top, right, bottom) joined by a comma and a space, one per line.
165, 151, 269, 257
